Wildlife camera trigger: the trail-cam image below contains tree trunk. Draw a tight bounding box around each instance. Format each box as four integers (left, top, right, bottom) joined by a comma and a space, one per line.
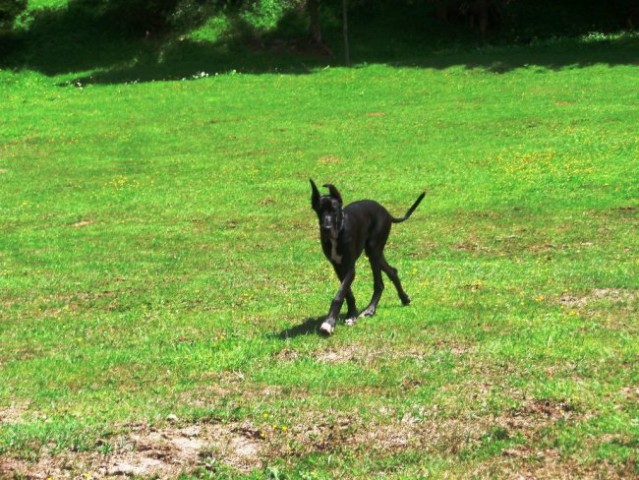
342, 0, 350, 66
308, 0, 322, 45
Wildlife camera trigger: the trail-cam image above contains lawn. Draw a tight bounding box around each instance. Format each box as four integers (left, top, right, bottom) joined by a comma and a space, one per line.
1, 5, 638, 478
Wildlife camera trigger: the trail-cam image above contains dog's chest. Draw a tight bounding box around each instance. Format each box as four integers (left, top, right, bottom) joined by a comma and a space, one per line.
330, 238, 343, 264
323, 238, 343, 264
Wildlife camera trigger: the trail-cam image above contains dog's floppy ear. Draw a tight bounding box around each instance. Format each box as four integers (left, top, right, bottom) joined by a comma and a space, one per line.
323, 183, 343, 206
310, 179, 320, 211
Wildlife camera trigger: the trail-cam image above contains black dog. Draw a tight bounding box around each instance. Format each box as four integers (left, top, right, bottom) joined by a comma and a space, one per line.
310, 180, 425, 335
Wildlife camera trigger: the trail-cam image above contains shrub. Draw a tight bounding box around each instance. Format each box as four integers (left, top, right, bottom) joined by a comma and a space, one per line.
0, 0, 27, 31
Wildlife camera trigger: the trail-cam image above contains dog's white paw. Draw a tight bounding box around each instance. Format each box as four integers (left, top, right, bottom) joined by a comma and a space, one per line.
345, 317, 357, 326
319, 321, 334, 335
358, 308, 375, 318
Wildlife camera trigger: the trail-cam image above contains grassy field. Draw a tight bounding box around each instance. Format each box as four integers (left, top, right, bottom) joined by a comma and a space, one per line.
1, 3, 639, 478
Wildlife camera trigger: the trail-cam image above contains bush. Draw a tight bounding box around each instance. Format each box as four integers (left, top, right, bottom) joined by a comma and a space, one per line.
0, 0, 27, 31
67, 0, 221, 36
239, 0, 304, 31
504, 0, 638, 40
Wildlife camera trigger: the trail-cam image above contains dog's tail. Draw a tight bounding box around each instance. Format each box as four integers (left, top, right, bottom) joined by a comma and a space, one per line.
391, 192, 426, 223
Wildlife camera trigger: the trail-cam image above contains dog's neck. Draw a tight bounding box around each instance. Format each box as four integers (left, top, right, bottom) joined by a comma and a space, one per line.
332, 213, 346, 263
326, 211, 346, 240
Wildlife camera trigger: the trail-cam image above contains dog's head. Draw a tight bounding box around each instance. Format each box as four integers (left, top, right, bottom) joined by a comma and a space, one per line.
310, 179, 344, 238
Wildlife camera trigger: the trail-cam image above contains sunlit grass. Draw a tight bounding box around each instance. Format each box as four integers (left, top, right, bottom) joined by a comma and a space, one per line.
1, 28, 638, 479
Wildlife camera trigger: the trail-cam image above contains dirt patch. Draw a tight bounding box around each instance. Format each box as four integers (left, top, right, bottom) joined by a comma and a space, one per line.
70, 220, 93, 228
0, 398, 603, 478
270, 411, 363, 456
558, 294, 589, 309
473, 451, 628, 480
620, 386, 639, 401
614, 205, 638, 216
315, 348, 355, 364
262, 397, 591, 463
451, 241, 490, 253
257, 197, 276, 206
275, 347, 299, 362
559, 288, 637, 307
1, 421, 263, 479
317, 156, 341, 164
506, 398, 580, 429
37, 291, 122, 318
314, 345, 384, 364
590, 288, 637, 303
0, 402, 28, 424
311, 342, 474, 366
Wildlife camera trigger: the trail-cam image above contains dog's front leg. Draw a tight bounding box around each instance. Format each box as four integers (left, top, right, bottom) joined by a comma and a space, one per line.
320, 268, 356, 335
332, 264, 358, 323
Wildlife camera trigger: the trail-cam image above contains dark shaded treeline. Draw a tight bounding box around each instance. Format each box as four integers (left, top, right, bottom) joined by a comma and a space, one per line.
1, 0, 638, 83
4, 0, 639, 37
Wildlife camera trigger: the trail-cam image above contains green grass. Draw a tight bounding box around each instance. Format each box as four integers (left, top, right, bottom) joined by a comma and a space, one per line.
1, 6, 639, 477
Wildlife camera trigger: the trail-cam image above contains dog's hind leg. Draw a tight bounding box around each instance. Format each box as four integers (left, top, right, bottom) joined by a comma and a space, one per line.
344, 288, 357, 321
380, 256, 411, 306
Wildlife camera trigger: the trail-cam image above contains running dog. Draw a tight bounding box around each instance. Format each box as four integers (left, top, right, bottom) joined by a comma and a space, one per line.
310, 179, 425, 335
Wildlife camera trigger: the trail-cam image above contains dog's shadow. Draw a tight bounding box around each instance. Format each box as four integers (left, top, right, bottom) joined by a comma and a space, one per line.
276, 316, 325, 339
275, 315, 354, 339
276, 312, 365, 339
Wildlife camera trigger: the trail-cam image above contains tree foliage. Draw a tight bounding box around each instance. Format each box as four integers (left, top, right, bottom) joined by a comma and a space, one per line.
0, 0, 27, 30
5, 0, 639, 43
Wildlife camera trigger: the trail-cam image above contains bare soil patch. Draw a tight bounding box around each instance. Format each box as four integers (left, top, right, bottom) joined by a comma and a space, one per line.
451, 240, 490, 253
1, 421, 263, 479
70, 220, 93, 228
314, 344, 386, 365
317, 156, 341, 164
558, 288, 637, 309
473, 452, 628, 480
265, 398, 591, 461
0, 402, 28, 424
315, 348, 359, 364
275, 347, 300, 362
0, 398, 611, 479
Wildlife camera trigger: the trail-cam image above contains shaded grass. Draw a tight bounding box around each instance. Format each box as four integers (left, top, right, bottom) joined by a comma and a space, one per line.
4, 0, 639, 82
